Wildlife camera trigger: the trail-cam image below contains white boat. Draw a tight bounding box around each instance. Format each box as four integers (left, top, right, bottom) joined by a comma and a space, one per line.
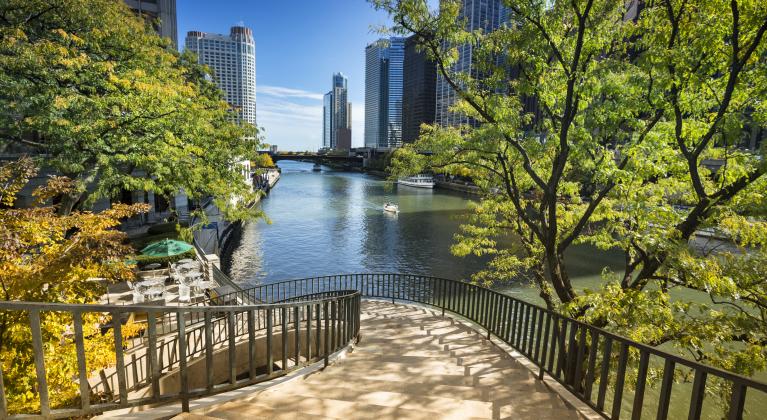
397, 174, 435, 189
312, 163, 321, 172
383, 202, 399, 213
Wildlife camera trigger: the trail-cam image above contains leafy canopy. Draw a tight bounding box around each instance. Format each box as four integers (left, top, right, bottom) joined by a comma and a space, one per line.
0, 157, 144, 413
376, 0, 767, 392
0, 0, 261, 216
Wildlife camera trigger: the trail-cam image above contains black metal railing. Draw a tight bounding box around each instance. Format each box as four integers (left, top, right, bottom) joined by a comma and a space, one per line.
0, 290, 361, 419
212, 273, 767, 420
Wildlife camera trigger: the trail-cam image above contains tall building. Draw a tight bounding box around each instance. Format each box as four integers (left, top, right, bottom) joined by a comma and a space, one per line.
124, 0, 178, 49
364, 37, 406, 149
322, 73, 352, 150
402, 35, 437, 143
435, 0, 510, 127
185, 27, 257, 126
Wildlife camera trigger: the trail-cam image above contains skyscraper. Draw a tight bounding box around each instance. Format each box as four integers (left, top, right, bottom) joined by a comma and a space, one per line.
364, 37, 406, 149
124, 0, 178, 49
185, 27, 257, 126
322, 73, 352, 150
402, 35, 437, 143
435, 0, 510, 127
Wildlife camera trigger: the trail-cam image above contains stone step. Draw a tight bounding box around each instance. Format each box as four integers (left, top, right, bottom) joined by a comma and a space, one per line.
300, 375, 489, 401
354, 346, 450, 358
331, 358, 468, 376
274, 384, 494, 418
203, 392, 484, 420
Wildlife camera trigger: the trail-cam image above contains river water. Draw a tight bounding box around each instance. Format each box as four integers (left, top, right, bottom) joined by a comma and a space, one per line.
228, 160, 624, 299
228, 160, 765, 418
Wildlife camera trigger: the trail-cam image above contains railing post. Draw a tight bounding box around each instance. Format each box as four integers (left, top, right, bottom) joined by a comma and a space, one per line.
227, 311, 237, 384
73, 311, 90, 412
148, 312, 161, 400
266, 308, 274, 376
0, 364, 6, 418
112, 311, 128, 407
176, 311, 189, 413
323, 301, 330, 368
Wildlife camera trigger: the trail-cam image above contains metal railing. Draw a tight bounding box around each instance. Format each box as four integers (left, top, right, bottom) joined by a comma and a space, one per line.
0, 290, 361, 419
212, 273, 767, 420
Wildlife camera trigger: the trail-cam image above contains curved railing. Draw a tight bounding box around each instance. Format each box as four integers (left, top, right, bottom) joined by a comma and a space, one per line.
0, 289, 361, 419
3, 273, 767, 419
213, 273, 767, 420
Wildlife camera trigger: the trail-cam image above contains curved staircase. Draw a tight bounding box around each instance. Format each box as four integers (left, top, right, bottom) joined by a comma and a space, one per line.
177, 301, 584, 420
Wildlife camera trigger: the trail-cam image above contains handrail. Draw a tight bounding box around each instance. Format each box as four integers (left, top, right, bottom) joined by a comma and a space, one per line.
0, 289, 361, 419
3, 273, 766, 419
202, 273, 767, 419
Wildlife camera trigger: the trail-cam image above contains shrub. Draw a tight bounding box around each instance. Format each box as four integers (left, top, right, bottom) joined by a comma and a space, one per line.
147, 221, 188, 235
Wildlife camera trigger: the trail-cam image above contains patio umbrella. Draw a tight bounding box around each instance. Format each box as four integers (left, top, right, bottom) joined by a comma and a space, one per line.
140, 239, 193, 257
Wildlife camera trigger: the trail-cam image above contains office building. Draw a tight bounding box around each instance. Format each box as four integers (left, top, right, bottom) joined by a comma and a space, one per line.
365, 37, 406, 148
402, 35, 437, 143
124, 0, 178, 49
185, 26, 257, 126
435, 0, 510, 127
322, 73, 352, 150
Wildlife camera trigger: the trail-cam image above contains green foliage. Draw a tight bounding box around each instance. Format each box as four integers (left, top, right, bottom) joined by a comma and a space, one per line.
253, 153, 275, 168
133, 248, 196, 268
377, 0, 767, 398
0, 0, 262, 218
0, 158, 144, 413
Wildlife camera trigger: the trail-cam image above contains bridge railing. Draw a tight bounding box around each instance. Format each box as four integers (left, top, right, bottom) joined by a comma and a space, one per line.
215, 273, 767, 420
0, 290, 361, 419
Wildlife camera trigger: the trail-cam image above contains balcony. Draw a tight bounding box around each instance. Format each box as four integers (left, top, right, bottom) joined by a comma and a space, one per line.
1, 274, 765, 419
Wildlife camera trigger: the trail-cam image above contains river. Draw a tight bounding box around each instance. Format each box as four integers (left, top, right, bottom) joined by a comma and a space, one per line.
228, 160, 624, 300
227, 160, 765, 419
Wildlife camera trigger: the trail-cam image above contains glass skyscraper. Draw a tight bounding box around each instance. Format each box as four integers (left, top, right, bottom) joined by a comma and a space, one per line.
322, 73, 352, 150
435, 0, 510, 127
364, 37, 406, 149
185, 26, 257, 126
402, 35, 437, 143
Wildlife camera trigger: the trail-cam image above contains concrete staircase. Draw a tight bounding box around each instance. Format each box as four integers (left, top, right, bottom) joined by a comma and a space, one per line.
178, 300, 585, 420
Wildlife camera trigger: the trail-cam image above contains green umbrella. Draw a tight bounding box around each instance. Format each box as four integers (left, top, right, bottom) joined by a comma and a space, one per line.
140, 239, 193, 257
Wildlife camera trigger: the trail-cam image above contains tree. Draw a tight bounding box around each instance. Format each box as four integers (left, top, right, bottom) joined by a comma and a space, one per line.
377, 0, 767, 395
0, 0, 261, 216
253, 153, 275, 169
0, 157, 145, 413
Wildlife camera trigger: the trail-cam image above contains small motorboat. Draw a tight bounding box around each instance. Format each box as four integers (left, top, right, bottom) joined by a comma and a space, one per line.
312, 163, 321, 172
383, 202, 399, 213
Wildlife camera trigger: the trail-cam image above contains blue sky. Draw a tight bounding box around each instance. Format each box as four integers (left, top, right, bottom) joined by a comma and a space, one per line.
177, 0, 397, 151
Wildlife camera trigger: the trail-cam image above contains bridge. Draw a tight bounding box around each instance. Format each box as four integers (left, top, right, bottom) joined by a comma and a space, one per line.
262, 152, 364, 165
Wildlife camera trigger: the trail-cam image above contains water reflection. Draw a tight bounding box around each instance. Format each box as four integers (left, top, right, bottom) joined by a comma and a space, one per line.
228, 160, 624, 297
228, 160, 490, 287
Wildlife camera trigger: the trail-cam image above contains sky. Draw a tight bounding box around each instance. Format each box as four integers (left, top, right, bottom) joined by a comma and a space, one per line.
177, 0, 398, 151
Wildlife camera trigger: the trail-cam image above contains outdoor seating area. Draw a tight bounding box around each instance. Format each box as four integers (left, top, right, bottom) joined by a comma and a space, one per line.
105, 260, 213, 305
100, 239, 216, 306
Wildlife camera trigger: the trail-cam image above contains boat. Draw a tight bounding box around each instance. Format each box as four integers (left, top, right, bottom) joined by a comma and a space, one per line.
312, 163, 321, 172
397, 174, 435, 189
383, 202, 399, 213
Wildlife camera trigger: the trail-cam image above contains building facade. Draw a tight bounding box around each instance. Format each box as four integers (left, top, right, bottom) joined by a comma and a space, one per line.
364, 37, 406, 149
435, 0, 510, 127
402, 35, 437, 143
322, 73, 352, 150
185, 27, 257, 126
124, 0, 178, 49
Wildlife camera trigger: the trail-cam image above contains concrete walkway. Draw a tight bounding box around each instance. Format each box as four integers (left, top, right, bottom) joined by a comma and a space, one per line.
177, 300, 586, 420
